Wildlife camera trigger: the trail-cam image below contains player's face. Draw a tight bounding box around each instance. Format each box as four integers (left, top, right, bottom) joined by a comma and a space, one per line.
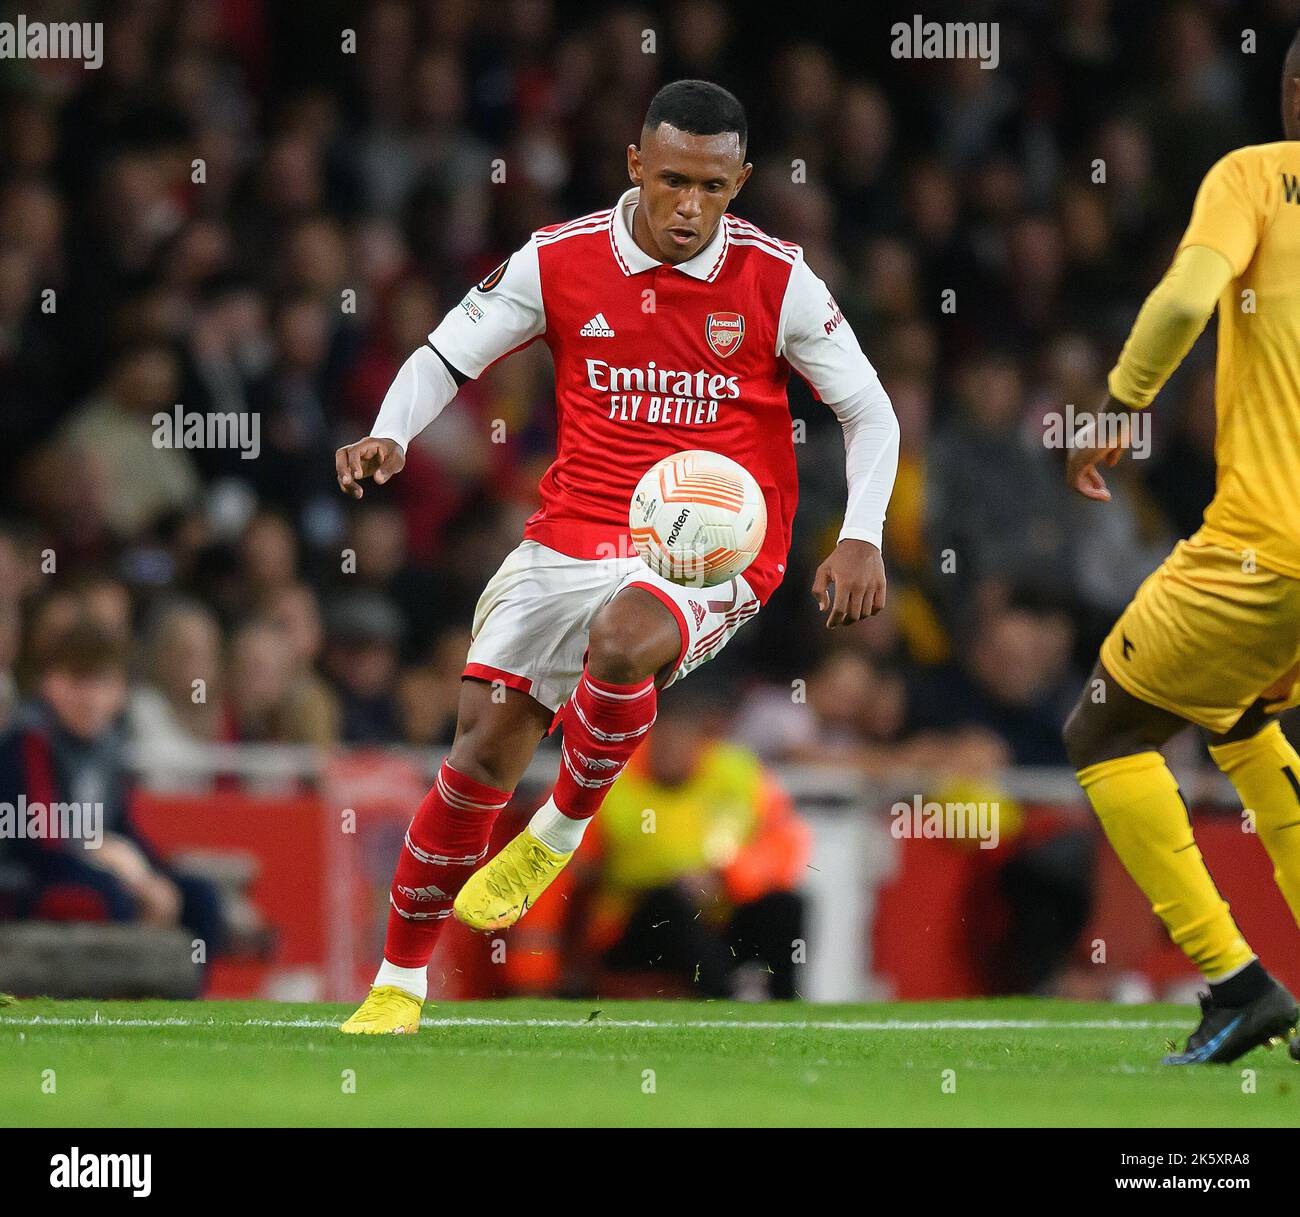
40, 669, 127, 740
1284, 72, 1300, 140
627, 123, 752, 264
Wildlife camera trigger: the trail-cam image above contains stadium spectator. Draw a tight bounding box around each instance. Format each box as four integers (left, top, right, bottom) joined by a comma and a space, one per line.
906, 591, 1077, 766
344, 504, 440, 661
0, 619, 225, 957
244, 291, 343, 526
237, 510, 300, 605
734, 647, 901, 768
396, 626, 469, 748
59, 341, 200, 537
926, 351, 1076, 622
224, 618, 330, 745
320, 590, 403, 743
573, 687, 810, 1000
258, 581, 339, 747
129, 598, 226, 788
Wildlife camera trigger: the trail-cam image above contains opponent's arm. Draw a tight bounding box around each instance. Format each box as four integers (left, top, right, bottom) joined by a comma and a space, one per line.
1069, 148, 1260, 502
1109, 244, 1232, 409
778, 254, 900, 627
1068, 244, 1231, 501
336, 240, 545, 499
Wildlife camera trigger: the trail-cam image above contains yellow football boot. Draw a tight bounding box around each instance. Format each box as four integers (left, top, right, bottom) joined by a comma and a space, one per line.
453, 827, 574, 932
339, 985, 423, 1035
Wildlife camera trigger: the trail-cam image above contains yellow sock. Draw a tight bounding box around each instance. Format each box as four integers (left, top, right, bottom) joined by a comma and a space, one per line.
1209, 721, 1300, 929
1078, 751, 1254, 980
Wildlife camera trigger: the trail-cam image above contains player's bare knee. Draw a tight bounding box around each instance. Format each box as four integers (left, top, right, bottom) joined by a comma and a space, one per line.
587, 600, 676, 684
586, 613, 655, 683
1064, 698, 1171, 771
447, 707, 532, 791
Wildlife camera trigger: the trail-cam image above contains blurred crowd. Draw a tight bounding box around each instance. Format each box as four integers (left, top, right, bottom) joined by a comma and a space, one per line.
2, 0, 1296, 776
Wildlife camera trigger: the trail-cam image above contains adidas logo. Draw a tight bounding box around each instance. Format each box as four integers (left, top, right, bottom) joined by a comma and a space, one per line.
688, 600, 706, 628
571, 747, 620, 771
397, 883, 449, 902
580, 312, 615, 338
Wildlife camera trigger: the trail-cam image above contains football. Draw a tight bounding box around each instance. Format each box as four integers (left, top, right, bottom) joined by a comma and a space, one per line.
629, 449, 767, 587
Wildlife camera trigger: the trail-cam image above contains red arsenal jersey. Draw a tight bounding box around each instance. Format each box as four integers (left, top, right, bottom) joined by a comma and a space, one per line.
427, 187, 877, 602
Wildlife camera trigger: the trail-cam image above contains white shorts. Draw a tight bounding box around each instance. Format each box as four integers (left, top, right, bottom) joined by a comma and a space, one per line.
463, 540, 761, 711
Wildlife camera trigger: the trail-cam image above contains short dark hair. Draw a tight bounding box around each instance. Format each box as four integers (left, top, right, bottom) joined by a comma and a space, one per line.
643, 80, 747, 155
37, 619, 128, 679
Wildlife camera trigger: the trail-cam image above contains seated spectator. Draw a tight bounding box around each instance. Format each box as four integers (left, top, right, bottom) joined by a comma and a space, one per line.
58, 340, 200, 537
925, 352, 1075, 621
320, 590, 403, 743
129, 599, 226, 788
224, 619, 335, 745
18, 577, 132, 691
734, 646, 1009, 776
575, 686, 810, 1000
733, 647, 901, 768
258, 582, 339, 747
905, 588, 1077, 765
346, 504, 440, 663
0, 619, 226, 964
397, 626, 469, 747
239, 511, 300, 604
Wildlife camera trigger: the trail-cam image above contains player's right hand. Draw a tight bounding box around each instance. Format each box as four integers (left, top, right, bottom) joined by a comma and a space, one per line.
335, 436, 405, 499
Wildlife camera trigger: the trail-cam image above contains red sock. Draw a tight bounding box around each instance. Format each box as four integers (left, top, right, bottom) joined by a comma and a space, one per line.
553, 668, 657, 820
384, 761, 512, 967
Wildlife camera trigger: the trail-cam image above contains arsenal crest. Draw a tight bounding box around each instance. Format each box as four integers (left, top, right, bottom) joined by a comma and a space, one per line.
705, 311, 745, 358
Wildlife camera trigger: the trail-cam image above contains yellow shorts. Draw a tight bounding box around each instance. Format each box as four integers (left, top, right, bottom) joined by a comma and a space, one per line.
1099, 533, 1300, 733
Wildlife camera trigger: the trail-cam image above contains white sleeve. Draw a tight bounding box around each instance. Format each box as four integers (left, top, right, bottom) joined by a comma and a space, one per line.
368, 237, 545, 449
826, 376, 900, 551
426, 236, 546, 380
776, 253, 875, 403
776, 254, 898, 549
370, 345, 459, 451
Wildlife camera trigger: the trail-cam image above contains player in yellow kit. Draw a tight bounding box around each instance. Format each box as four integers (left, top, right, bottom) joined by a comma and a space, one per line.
1063, 36, 1300, 1065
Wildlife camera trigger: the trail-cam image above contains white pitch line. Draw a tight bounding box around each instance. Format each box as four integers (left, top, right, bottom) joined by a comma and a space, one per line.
0, 1014, 1188, 1031
419, 1017, 1189, 1031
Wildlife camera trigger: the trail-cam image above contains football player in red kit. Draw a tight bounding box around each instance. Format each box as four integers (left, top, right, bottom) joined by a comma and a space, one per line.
337, 80, 899, 1033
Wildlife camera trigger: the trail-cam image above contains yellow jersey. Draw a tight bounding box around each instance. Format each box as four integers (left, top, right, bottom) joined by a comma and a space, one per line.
1179, 142, 1300, 577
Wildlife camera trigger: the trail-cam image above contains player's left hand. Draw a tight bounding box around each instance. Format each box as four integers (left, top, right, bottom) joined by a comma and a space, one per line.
1066, 394, 1128, 502
812, 539, 886, 628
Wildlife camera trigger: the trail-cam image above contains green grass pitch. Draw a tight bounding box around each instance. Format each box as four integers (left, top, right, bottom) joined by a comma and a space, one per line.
1, 997, 1295, 1126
